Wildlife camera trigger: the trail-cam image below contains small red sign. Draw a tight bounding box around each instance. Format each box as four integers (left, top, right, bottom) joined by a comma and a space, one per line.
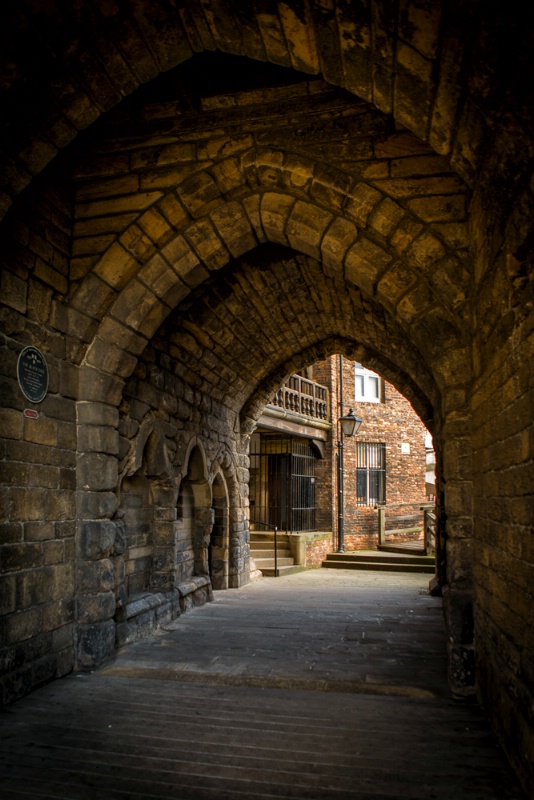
23, 409, 39, 419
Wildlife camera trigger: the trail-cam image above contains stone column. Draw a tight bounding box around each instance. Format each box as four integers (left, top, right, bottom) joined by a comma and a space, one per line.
75, 366, 123, 670
151, 484, 178, 592
439, 411, 476, 697
194, 506, 215, 577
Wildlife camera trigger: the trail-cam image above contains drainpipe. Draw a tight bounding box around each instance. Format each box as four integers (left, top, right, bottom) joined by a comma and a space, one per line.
337, 354, 345, 553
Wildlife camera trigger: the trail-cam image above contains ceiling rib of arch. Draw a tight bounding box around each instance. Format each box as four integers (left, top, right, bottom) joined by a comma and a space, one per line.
135, 245, 439, 427
77, 151, 471, 396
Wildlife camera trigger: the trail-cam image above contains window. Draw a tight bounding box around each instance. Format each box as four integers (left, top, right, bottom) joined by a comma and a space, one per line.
355, 363, 382, 402
356, 442, 386, 506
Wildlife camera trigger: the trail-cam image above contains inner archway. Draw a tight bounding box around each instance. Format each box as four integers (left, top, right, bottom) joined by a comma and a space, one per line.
210, 471, 230, 590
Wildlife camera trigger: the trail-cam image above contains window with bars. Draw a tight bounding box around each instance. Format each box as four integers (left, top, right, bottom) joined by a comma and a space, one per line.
356, 442, 386, 506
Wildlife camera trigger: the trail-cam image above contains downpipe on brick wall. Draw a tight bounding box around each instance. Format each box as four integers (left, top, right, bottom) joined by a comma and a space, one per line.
337, 355, 363, 553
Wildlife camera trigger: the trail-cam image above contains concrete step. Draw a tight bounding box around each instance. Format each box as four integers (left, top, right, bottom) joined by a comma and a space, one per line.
322, 551, 435, 574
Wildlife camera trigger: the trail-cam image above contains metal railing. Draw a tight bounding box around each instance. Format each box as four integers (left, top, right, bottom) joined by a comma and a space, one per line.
270, 375, 329, 421
250, 520, 279, 577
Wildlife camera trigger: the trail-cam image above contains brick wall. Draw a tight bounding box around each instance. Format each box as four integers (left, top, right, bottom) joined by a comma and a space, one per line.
313, 356, 428, 550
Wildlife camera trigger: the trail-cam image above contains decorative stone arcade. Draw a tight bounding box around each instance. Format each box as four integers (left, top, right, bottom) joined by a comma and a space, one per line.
0, 3, 532, 797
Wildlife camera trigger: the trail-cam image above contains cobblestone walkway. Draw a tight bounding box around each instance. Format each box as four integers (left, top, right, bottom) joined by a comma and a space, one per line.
1, 570, 527, 799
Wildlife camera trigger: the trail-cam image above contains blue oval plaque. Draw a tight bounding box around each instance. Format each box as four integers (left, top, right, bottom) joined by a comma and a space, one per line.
17, 346, 49, 404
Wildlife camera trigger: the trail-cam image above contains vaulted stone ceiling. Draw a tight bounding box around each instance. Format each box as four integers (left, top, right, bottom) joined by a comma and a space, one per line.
49, 60, 465, 436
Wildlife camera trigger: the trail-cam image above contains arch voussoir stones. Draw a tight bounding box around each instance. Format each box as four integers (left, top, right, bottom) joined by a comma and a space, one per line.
286, 200, 334, 259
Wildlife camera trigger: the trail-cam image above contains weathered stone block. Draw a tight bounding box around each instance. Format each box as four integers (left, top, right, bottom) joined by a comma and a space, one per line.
0, 522, 23, 544
55, 520, 75, 540
76, 559, 114, 593
0, 407, 23, 440
77, 401, 119, 427
78, 490, 117, 519
43, 540, 64, 565
286, 200, 333, 259
17, 565, 56, 607
2, 542, 43, 572
345, 238, 392, 295
186, 218, 230, 271
59, 468, 76, 490
45, 490, 75, 521
442, 586, 474, 645
76, 620, 115, 669
77, 366, 124, 406
0, 574, 16, 614
77, 423, 119, 455
180, 170, 222, 217
11, 488, 47, 521
77, 591, 116, 624
85, 337, 137, 379
1, 270, 27, 313
80, 520, 116, 559
51, 622, 73, 653
5, 607, 42, 644
448, 643, 476, 696
408, 230, 446, 270
42, 598, 75, 632
77, 453, 118, 491
210, 201, 257, 258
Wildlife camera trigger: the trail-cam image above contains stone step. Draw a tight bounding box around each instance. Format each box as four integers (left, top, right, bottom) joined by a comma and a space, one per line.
250, 532, 290, 544
254, 556, 296, 569
250, 547, 292, 559
322, 560, 435, 574
326, 551, 435, 566
322, 552, 435, 574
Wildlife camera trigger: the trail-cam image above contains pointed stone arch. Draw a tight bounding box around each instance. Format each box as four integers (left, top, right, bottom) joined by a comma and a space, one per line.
176, 440, 213, 582
3, 0, 530, 219
210, 467, 230, 591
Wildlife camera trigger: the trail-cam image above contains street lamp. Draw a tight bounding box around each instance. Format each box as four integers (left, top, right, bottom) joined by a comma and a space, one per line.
337, 408, 363, 553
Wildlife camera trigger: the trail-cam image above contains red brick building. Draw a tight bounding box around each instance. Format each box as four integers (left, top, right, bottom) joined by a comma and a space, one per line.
251, 355, 431, 552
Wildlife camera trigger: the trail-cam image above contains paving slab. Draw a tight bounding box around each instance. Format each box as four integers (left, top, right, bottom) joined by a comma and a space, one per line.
0, 569, 527, 799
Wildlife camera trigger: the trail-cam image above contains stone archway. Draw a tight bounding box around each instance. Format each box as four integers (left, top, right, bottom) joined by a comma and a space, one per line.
176, 442, 213, 583
0, 6, 532, 793
210, 470, 230, 591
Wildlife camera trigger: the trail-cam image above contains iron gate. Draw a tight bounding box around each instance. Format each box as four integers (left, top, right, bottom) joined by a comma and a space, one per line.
249, 435, 317, 532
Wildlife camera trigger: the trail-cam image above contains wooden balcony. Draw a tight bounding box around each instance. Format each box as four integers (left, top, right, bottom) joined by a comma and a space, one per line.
270, 375, 329, 422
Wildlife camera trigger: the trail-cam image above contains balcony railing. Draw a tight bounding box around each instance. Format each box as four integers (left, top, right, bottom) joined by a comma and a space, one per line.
270, 375, 329, 422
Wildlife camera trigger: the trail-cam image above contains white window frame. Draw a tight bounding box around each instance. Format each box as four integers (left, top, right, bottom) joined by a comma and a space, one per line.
355, 363, 382, 403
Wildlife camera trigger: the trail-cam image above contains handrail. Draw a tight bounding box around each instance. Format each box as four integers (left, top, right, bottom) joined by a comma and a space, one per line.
376, 502, 435, 549
250, 520, 279, 577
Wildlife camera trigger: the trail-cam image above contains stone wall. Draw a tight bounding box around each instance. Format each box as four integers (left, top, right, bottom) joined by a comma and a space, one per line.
0, 178, 78, 704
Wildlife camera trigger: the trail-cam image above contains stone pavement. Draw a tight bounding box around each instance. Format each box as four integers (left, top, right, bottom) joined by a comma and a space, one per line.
1, 569, 527, 799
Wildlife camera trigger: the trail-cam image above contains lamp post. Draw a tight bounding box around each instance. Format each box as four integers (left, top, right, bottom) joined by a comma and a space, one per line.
337, 408, 363, 553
